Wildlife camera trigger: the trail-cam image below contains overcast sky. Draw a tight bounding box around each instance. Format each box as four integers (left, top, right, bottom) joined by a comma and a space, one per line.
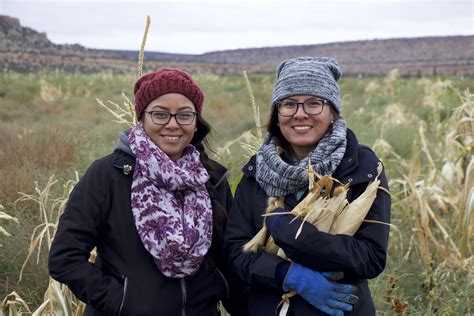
1, 0, 473, 54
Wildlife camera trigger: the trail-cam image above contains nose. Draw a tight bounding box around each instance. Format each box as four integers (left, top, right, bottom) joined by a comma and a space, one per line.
293, 104, 308, 118
165, 115, 180, 128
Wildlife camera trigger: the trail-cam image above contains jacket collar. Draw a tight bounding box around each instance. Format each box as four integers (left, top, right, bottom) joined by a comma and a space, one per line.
332, 128, 359, 180
242, 155, 257, 177
113, 149, 136, 176
334, 129, 380, 186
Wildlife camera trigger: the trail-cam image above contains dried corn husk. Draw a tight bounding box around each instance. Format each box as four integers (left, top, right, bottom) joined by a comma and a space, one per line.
330, 162, 384, 235
243, 161, 385, 254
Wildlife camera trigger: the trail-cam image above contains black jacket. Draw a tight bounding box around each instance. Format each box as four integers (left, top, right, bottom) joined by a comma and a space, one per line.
49, 149, 236, 316
223, 129, 391, 315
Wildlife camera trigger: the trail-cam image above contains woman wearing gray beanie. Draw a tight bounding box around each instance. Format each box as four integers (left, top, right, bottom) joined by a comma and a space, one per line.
224, 57, 391, 315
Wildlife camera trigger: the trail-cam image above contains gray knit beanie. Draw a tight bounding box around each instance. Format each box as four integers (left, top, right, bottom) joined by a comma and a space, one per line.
272, 56, 342, 112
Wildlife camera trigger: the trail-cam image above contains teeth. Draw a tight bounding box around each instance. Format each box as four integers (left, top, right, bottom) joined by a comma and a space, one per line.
164, 136, 179, 140
293, 126, 311, 130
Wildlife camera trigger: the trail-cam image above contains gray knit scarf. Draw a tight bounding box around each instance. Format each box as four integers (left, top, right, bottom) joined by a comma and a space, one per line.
255, 118, 347, 197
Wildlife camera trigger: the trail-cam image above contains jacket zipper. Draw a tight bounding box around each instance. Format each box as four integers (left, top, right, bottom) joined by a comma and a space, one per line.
119, 275, 128, 316
180, 278, 187, 316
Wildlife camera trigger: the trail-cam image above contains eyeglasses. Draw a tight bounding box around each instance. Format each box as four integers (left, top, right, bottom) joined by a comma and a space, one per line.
144, 110, 198, 125
275, 98, 327, 117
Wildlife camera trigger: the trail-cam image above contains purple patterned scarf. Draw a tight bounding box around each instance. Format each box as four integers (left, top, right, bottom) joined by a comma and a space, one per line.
128, 125, 213, 278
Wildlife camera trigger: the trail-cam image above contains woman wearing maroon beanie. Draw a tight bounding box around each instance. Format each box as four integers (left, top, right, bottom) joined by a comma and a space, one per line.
48, 68, 247, 315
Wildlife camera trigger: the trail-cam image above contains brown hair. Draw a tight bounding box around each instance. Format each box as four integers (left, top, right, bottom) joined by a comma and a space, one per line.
191, 114, 228, 259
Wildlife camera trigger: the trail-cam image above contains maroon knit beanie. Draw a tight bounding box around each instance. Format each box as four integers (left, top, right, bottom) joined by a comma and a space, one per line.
134, 68, 204, 119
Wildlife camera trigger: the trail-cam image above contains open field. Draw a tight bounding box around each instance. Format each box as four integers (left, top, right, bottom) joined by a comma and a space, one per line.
0, 70, 473, 315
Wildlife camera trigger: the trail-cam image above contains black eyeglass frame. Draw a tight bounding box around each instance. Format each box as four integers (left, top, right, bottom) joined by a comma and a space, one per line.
144, 110, 198, 125
274, 98, 328, 117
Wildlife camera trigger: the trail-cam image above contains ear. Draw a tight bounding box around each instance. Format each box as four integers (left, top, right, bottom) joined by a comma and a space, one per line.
329, 112, 336, 124
329, 106, 338, 122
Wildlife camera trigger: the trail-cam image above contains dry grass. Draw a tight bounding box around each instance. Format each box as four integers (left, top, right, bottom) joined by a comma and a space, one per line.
96, 93, 136, 127
1, 174, 83, 315
0, 124, 76, 204
0, 205, 19, 240
137, 16, 151, 79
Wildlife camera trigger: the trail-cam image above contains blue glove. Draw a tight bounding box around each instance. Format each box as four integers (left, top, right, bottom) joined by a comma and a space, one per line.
283, 262, 358, 315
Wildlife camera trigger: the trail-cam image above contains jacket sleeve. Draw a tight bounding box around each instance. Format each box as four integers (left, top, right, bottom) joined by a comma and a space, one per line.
223, 175, 287, 291
214, 177, 249, 316
270, 169, 391, 279
48, 159, 123, 315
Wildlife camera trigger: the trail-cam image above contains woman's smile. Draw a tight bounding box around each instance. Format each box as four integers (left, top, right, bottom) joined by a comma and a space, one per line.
292, 125, 313, 132
161, 134, 182, 142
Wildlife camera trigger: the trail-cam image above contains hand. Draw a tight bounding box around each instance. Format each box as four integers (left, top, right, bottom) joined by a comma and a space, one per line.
283, 263, 358, 315
321, 271, 345, 282
265, 208, 290, 234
